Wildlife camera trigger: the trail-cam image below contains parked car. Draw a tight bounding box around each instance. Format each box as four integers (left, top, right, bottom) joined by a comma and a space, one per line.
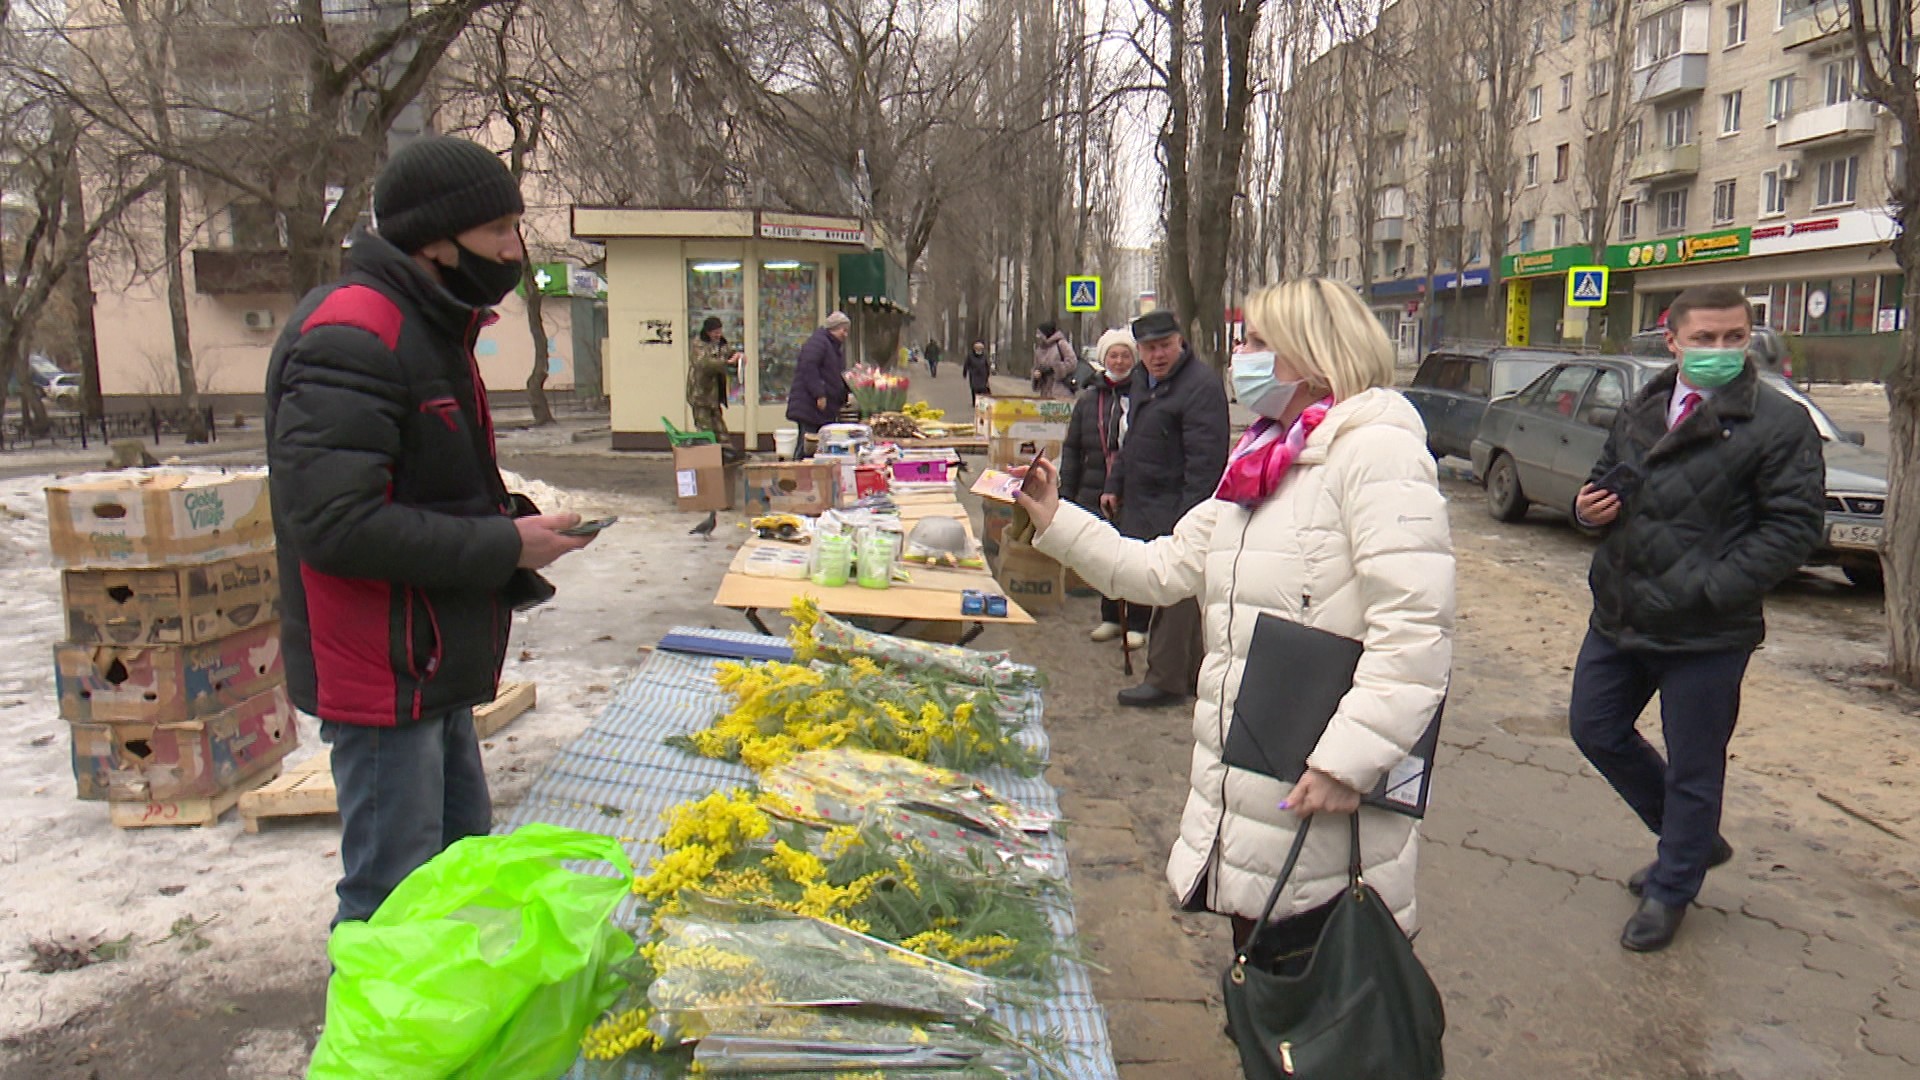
1470, 355, 1886, 587
1404, 346, 1571, 459
1626, 325, 1791, 378
46, 373, 83, 405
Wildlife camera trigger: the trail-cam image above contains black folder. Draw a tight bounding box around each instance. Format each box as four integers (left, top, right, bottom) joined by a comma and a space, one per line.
1223, 613, 1445, 818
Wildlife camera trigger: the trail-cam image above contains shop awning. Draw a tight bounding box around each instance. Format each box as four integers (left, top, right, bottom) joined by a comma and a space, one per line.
839, 251, 911, 315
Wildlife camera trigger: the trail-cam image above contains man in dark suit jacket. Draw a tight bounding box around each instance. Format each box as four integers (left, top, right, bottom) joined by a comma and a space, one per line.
1106, 309, 1230, 707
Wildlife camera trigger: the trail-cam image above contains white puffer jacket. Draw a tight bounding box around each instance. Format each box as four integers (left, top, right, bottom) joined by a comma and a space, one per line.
1034, 387, 1454, 930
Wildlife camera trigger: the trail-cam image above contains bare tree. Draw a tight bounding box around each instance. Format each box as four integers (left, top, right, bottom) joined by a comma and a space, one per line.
1464, 0, 1553, 324
1573, 0, 1640, 344
1839, 0, 1920, 685
1407, 0, 1480, 348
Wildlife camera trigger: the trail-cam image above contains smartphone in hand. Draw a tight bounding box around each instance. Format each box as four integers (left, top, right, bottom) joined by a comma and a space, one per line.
558, 516, 619, 537
1593, 463, 1642, 500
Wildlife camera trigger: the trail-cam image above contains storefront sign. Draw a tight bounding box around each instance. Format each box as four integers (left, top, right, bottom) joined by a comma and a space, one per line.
1375, 268, 1494, 295
1502, 246, 1589, 279
1611, 227, 1749, 269
1748, 208, 1897, 257
1505, 282, 1531, 345
758, 212, 868, 246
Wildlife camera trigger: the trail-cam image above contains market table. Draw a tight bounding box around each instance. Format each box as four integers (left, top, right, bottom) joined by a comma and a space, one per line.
495, 627, 1121, 1079
713, 488, 1032, 643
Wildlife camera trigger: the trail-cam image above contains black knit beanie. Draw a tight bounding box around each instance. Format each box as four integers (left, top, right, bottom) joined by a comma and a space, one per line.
372, 136, 525, 254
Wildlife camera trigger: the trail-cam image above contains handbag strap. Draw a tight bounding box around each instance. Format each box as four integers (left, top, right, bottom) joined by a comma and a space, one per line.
1237, 812, 1366, 966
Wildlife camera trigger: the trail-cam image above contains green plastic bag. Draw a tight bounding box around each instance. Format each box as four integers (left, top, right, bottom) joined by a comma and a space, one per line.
309, 824, 636, 1080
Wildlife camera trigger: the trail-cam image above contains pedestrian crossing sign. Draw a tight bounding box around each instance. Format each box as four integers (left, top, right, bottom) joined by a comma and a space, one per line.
1065, 276, 1102, 313
1567, 266, 1609, 308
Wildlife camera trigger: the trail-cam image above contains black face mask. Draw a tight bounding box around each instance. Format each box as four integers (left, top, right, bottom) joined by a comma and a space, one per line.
440, 241, 523, 308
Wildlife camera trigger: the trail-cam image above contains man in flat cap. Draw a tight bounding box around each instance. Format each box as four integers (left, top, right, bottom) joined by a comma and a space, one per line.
1104, 310, 1229, 707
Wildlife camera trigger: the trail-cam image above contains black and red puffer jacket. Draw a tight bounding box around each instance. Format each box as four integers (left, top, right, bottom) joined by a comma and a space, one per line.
265, 228, 525, 727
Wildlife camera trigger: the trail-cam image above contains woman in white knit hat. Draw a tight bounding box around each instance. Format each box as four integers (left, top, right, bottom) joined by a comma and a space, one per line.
1058, 327, 1151, 648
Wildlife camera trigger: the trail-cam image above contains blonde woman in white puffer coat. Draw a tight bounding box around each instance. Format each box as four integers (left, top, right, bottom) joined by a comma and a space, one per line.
1015, 277, 1454, 946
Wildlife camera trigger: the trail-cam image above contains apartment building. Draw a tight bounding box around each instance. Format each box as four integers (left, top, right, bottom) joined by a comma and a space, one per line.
1307, 0, 1903, 374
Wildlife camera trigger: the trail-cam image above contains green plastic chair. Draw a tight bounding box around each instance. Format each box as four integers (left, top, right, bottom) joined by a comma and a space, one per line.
661, 416, 718, 447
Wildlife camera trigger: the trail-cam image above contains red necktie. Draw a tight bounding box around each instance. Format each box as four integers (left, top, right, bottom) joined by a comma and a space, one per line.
1675, 392, 1702, 429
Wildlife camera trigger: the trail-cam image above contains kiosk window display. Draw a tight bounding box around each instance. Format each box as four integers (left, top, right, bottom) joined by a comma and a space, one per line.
687, 260, 747, 405
757, 261, 819, 405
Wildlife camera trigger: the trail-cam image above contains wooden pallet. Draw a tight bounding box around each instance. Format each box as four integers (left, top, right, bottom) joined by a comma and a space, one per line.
238, 681, 537, 834
112, 765, 282, 829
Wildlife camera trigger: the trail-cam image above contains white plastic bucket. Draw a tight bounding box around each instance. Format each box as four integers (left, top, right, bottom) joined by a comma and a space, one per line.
773, 428, 800, 460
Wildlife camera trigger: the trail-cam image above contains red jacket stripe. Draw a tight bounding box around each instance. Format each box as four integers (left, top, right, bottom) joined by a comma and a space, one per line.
301, 285, 404, 351
300, 565, 399, 725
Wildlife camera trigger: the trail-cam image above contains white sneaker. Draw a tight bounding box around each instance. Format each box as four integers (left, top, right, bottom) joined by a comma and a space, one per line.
1125, 631, 1148, 649
1090, 622, 1124, 642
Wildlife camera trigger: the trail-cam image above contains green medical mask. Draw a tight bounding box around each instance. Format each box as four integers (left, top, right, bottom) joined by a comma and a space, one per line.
1679, 347, 1746, 389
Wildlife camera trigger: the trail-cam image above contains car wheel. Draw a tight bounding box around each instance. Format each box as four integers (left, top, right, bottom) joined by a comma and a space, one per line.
1844, 560, 1885, 591
1485, 453, 1529, 523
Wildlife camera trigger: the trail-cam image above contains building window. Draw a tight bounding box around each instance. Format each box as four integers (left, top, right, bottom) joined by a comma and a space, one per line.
1624, 119, 1644, 159
1552, 214, 1568, 246
1555, 143, 1571, 181
1589, 60, 1614, 97
1761, 168, 1789, 216
1343, 257, 1353, 281
1721, 90, 1743, 134
1768, 75, 1794, 123
1525, 153, 1540, 186
1713, 180, 1738, 224
1816, 154, 1859, 207
1562, 3, 1577, 39
1636, 5, 1685, 67
1590, 0, 1614, 25
1824, 59, 1858, 107
1528, 86, 1543, 121
1619, 198, 1640, 240
1656, 189, 1688, 233
1518, 218, 1537, 251
1469, 230, 1484, 263
1662, 103, 1696, 147
1780, 0, 1821, 23
1560, 73, 1575, 110
227, 200, 282, 249
1726, 2, 1747, 47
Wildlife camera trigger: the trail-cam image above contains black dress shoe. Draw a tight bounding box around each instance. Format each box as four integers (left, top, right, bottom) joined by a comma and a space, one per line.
1628, 835, 1734, 897
1621, 896, 1688, 952
1117, 682, 1182, 708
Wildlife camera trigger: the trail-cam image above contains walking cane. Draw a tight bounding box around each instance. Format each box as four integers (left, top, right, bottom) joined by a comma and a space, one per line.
1119, 600, 1135, 677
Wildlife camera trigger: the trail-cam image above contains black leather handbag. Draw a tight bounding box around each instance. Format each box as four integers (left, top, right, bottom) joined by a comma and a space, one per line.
1222, 815, 1446, 1079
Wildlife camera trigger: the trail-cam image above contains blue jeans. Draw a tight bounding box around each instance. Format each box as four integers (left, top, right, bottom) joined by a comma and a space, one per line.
1568, 631, 1751, 907
322, 708, 492, 926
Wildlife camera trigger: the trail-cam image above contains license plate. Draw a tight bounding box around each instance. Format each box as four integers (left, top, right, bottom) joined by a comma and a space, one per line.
1828, 522, 1884, 550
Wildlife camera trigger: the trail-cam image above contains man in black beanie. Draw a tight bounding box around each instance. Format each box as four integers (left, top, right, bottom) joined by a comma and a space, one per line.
266, 134, 594, 927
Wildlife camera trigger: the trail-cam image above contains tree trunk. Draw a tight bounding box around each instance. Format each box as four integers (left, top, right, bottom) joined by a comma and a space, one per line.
162, 168, 207, 442
62, 159, 104, 421
1887, 261, 1920, 686
521, 264, 555, 425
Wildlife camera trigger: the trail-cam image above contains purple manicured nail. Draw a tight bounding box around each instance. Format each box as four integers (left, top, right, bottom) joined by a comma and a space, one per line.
1277, 801, 1291, 811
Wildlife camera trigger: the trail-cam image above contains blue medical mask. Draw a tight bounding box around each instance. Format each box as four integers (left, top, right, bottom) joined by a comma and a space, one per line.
1230, 351, 1303, 419
1678, 347, 1746, 389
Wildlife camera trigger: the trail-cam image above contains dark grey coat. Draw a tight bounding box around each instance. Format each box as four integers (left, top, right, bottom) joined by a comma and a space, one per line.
1585, 362, 1825, 653
1105, 346, 1230, 539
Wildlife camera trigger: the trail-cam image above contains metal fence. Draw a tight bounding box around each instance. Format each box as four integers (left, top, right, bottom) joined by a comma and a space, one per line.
0, 406, 221, 453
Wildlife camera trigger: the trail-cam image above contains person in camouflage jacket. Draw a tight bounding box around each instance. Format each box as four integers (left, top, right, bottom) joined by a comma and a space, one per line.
687, 316, 739, 439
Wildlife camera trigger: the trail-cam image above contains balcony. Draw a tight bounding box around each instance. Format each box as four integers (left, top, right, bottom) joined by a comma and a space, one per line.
1783, 3, 1875, 52
1377, 159, 1408, 187
192, 248, 291, 295
1373, 215, 1407, 243
1628, 143, 1701, 183
1776, 100, 1879, 149
1378, 104, 1408, 136
1633, 53, 1708, 103
1432, 201, 1464, 229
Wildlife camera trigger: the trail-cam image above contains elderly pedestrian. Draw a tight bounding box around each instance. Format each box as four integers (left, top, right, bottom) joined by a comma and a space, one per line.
1106, 309, 1229, 708
1060, 327, 1150, 648
1014, 276, 1454, 944
1569, 284, 1824, 952
786, 311, 852, 458
1032, 321, 1077, 399
963, 340, 993, 405
266, 135, 594, 927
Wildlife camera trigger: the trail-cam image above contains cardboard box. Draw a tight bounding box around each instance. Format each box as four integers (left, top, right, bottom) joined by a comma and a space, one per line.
988, 437, 1065, 470
63, 552, 280, 646
56, 621, 285, 723
743, 462, 841, 516
71, 684, 299, 802
975, 396, 1073, 441
980, 501, 1017, 561
46, 469, 274, 569
995, 538, 1064, 614
674, 444, 734, 512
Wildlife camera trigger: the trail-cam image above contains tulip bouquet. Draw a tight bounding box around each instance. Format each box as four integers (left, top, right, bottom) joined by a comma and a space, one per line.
848, 365, 911, 416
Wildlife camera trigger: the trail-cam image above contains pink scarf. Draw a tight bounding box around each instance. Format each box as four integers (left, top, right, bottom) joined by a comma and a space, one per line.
1213, 398, 1334, 508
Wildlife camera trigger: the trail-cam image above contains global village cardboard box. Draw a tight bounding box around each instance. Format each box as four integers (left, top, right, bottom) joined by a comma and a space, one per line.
742, 462, 841, 516
55, 620, 285, 724
70, 684, 299, 802
45, 469, 274, 569
62, 551, 279, 646
673, 443, 736, 512
974, 396, 1073, 441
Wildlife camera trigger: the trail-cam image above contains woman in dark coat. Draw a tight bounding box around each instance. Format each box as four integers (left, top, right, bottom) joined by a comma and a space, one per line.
1058, 328, 1150, 646
785, 311, 852, 458
963, 340, 993, 403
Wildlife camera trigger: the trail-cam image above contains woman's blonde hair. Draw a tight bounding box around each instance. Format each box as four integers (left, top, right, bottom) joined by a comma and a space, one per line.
1242, 278, 1396, 401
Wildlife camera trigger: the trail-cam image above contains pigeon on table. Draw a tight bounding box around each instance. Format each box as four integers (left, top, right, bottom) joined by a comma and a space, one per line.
689, 510, 718, 540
